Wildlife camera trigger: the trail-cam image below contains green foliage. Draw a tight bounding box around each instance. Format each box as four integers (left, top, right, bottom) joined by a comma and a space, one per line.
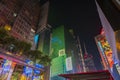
25, 50, 51, 66
14, 40, 31, 53
0, 27, 9, 44
0, 27, 51, 66
0, 27, 31, 53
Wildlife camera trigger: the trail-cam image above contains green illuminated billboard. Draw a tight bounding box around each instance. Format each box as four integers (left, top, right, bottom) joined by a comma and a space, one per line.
51, 25, 65, 58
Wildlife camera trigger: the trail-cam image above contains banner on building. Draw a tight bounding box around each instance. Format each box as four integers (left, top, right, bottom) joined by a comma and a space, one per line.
66, 57, 73, 71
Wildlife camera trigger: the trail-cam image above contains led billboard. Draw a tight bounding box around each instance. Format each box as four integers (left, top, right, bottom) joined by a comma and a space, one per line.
51, 25, 65, 58
97, 36, 114, 68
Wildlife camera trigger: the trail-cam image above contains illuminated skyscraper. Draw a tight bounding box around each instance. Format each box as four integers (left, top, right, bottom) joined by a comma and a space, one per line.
0, 0, 49, 45
50, 26, 81, 80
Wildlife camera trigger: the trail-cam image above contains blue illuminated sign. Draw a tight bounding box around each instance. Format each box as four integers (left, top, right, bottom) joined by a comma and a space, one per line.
34, 64, 44, 74
23, 60, 33, 76
34, 34, 39, 45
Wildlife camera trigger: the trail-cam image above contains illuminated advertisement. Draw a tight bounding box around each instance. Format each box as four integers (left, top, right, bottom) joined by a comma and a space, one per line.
22, 60, 33, 80
0, 59, 12, 80
32, 76, 40, 80
34, 64, 44, 74
34, 34, 39, 45
115, 30, 120, 74
51, 25, 65, 58
32, 64, 44, 80
97, 41, 108, 69
23, 60, 33, 75
98, 36, 114, 68
50, 26, 66, 79
66, 57, 73, 71
2, 59, 12, 72
115, 30, 120, 61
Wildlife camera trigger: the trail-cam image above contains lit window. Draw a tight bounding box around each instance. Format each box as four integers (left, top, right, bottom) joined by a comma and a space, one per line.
13, 13, 17, 17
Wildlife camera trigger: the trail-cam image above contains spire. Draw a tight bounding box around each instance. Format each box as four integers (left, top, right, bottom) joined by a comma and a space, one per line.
77, 36, 86, 72
84, 43, 88, 55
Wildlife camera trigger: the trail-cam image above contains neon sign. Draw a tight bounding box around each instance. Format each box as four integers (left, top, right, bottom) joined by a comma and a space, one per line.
2, 60, 12, 72
99, 37, 114, 68
23, 60, 33, 76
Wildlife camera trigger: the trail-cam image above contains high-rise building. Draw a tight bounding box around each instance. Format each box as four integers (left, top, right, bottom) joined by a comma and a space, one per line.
95, 0, 120, 64
50, 26, 82, 80
36, 25, 51, 54
0, 0, 49, 46
50, 26, 66, 80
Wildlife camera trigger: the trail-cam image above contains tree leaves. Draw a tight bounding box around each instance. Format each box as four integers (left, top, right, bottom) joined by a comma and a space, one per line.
25, 50, 51, 66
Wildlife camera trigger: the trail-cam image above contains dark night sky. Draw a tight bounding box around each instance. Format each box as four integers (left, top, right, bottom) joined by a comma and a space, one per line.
48, 0, 103, 70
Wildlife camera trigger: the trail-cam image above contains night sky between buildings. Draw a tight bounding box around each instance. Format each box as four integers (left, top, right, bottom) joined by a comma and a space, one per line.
48, 0, 103, 70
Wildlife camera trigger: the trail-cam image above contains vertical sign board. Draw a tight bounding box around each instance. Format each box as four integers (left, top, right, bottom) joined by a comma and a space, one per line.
23, 60, 33, 80
59, 49, 65, 56
99, 37, 114, 68
66, 57, 73, 71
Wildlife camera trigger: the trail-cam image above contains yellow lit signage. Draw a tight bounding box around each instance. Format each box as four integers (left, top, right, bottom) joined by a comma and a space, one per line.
100, 37, 114, 68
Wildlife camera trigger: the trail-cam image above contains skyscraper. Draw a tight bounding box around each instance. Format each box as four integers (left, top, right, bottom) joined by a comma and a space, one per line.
0, 0, 49, 46
50, 26, 82, 80
50, 26, 66, 80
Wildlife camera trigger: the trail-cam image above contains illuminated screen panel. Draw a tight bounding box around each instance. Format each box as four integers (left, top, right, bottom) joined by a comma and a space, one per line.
32, 64, 43, 80
97, 41, 108, 69
1, 60, 12, 79
51, 56, 66, 77
2, 59, 12, 72
115, 30, 120, 60
34, 34, 39, 45
34, 64, 44, 74
51, 25, 65, 58
99, 36, 114, 68
23, 60, 33, 77
115, 30, 120, 74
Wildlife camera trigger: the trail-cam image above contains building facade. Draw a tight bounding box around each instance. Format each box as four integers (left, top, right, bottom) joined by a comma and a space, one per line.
95, 0, 120, 64
95, 0, 120, 79
95, 28, 120, 80
0, 0, 49, 46
50, 25, 86, 80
